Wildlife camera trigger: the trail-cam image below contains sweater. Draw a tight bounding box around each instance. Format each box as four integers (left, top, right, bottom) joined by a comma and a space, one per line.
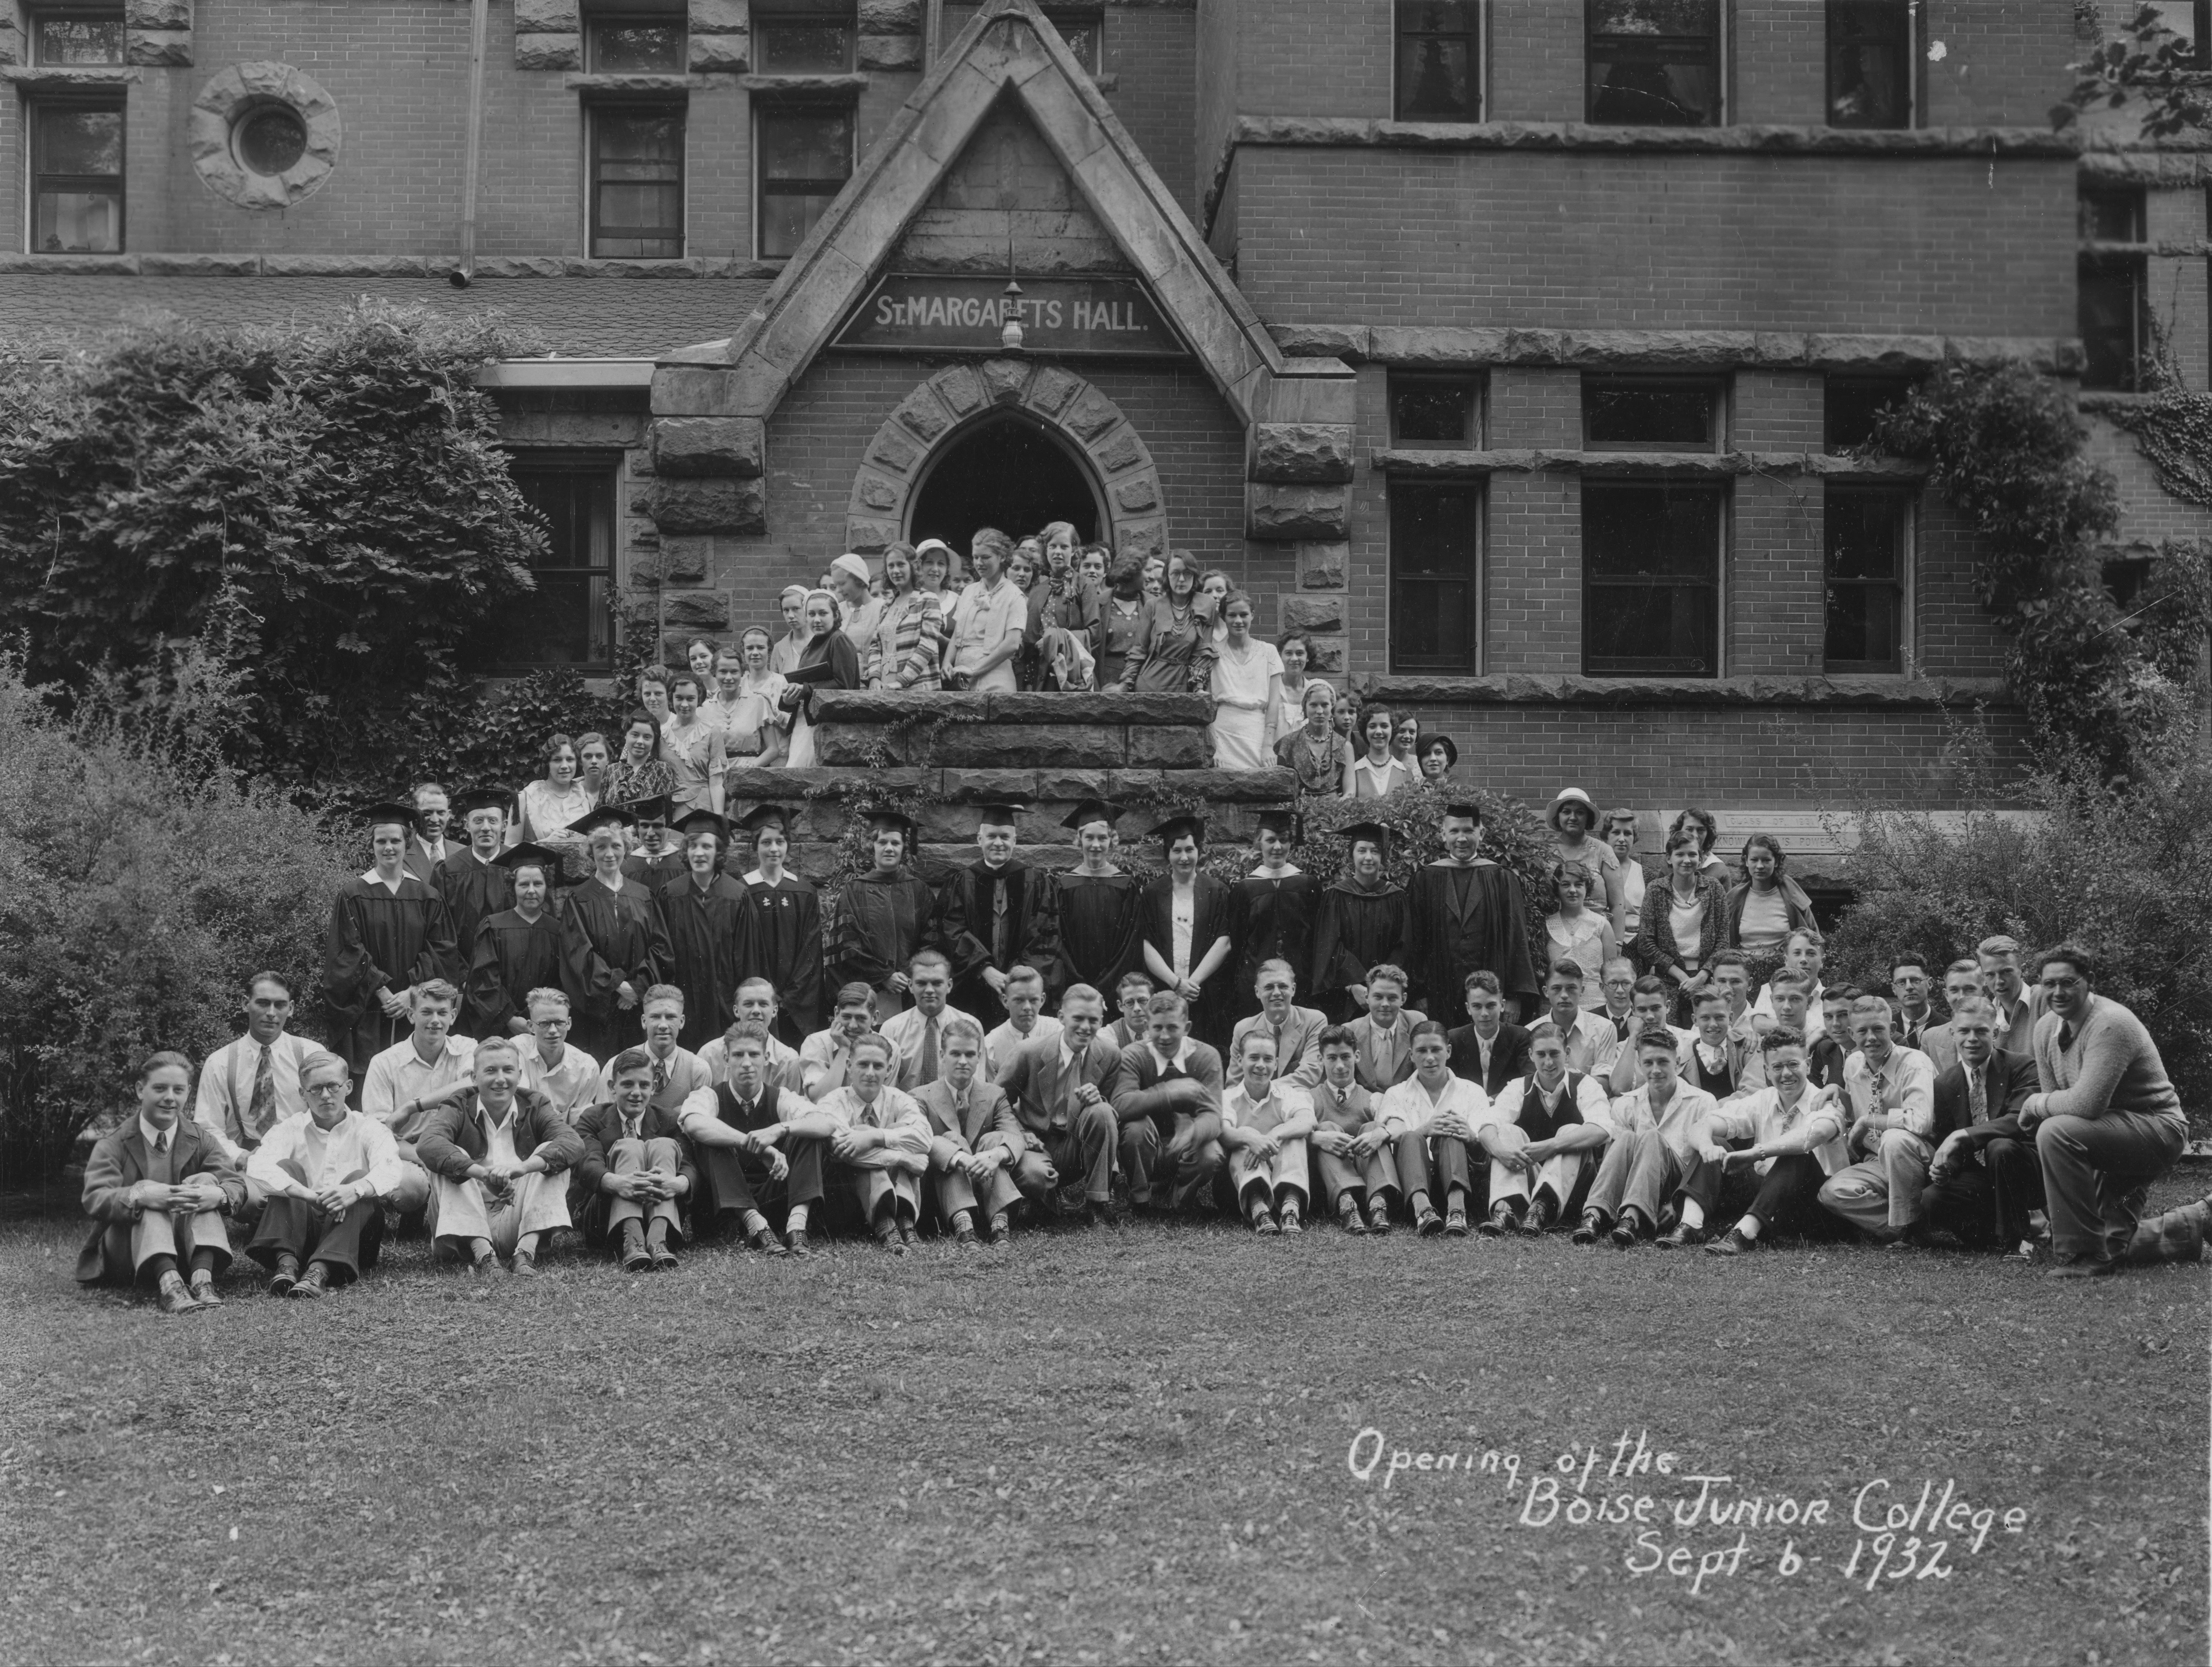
2027, 996, 2185, 1130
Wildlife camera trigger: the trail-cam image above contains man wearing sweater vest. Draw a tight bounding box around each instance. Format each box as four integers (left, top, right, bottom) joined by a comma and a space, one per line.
1677, 986, 1765, 1103
2018, 944, 2187, 1277
1475, 1020, 1613, 1236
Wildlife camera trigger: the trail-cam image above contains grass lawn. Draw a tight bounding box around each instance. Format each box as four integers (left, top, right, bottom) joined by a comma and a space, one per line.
2, 1176, 2205, 1667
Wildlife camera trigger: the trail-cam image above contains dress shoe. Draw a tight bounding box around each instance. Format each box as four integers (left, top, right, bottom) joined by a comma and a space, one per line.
289, 1264, 329, 1299
511, 1251, 540, 1277
1655, 1222, 1708, 1249
955, 1224, 980, 1248
1367, 1201, 1393, 1235
189, 1275, 223, 1307
989, 1212, 1013, 1243
786, 1228, 815, 1257
877, 1227, 907, 1256
2050, 1253, 2118, 1279
156, 1273, 203, 1316
1478, 1202, 1517, 1238
1278, 1203, 1303, 1234
1443, 1205, 1469, 1238
1705, 1227, 1757, 1256
621, 1243, 652, 1273
1571, 1210, 1606, 1246
1521, 1197, 1556, 1235
1338, 1198, 1367, 1235
648, 1246, 678, 1271
1608, 1218, 1641, 1249
1414, 1206, 1444, 1237
748, 1227, 788, 1256
267, 1255, 300, 1298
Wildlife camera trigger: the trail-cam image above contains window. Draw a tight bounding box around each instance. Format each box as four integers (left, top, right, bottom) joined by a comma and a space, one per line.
1388, 373, 1483, 448
753, 0, 856, 73
2079, 181, 2146, 243
1583, 376, 1721, 450
491, 458, 620, 670
31, 11, 125, 66
2080, 254, 2148, 391
1043, 7, 1104, 76
588, 17, 688, 72
1389, 481, 1483, 673
1587, 0, 1721, 126
1824, 488, 1910, 673
590, 105, 685, 258
2146, 2, 2212, 69
1582, 481, 1722, 676
1827, 2, 1912, 128
757, 103, 852, 259
1396, 1, 1482, 122
1824, 377, 1914, 453
31, 102, 125, 254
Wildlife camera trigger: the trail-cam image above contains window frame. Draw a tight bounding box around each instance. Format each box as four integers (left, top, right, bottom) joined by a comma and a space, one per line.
2078, 251, 2150, 393
1585, 0, 1725, 128
1823, 375, 1915, 454
1822, 484, 1914, 675
586, 99, 688, 261
485, 450, 624, 674
1824, 0, 1915, 130
28, 8, 126, 67
751, 0, 859, 75
28, 95, 127, 256
753, 97, 856, 262
1580, 374, 1726, 453
584, 15, 691, 73
1580, 476, 1726, 679
1041, 5, 1105, 76
2146, 2, 2212, 70
1387, 371, 1485, 450
1393, 0, 1485, 124
1386, 476, 1486, 676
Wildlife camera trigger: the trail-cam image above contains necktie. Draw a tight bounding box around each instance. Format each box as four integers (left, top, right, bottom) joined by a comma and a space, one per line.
920, 1017, 939, 1085
247, 1044, 275, 1143
2057, 1023, 2076, 1054
623, 1112, 642, 1143
652, 1057, 668, 1097
1967, 1068, 1987, 1125
153, 1129, 169, 1155
992, 878, 1011, 967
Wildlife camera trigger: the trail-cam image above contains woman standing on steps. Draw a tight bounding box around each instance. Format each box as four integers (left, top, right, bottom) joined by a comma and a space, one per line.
1208, 592, 1284, 771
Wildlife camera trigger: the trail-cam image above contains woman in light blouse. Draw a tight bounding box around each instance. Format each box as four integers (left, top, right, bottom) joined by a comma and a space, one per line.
1273, 630, 1332, 743
770, 584, 811, 677
1343, 704, 1418, 800
1636, 831, 1729, 1022
509, 732, 598, 864
660, 672, 727, 816
1723, 833, 1819, 994
725, 626, 790, 767
865, 540, 947, 692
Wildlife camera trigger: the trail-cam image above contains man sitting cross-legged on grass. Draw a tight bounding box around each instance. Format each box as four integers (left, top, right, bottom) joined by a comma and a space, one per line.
415, 1036, 585, 1278
1664, 1026, 1850, 1255
1574, 1027, 1719, 1248
678, 1022, 821, 1256
1107, 991, 1227, 1217
573, 1048, 698, 1272
789, 1032, 932, 1254
77, 1052, 247, 1314
1474, 1018, 1611, 1237
244, 1050, 409, 1299
1221, 1028, 1317, 1235
1816, 995, 1939, 1247
1376, 1019, 1493, 1238
1307, 1024, 1397, 1234
915, 1015, 1024, 1248
993, 983, 1124, 1229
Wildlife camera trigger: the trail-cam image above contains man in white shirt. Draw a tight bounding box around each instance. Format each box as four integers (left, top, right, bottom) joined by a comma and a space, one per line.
512, 988, 601, 1124
415, 1037, 585, 1276
1574, 1028, 1720, 1247
1673, 1027, 1849, 1254
698, 980, 807, 1095
596, 985, 713, 1114
782, 1033, 932, 1252
1229, 959, 1328, 1090
1816, 995, 1941, 1243
802, 981, 882, 1100
984, 964, 1062, 1078
1534, 959, 1620, 1081
1475, 1020, 1613, 1236
401, 780, 455, 885
1605, 977, 1694, 1096
1975, 933, 2044, 1058
244, 1051, 408, 1297
1374, 1020, 1492, 1237
195, 972, 320, 1196
1750, 929, 1828, 1039
878, 951, 984, 1093
1222, 1029, 1316, 1234
943, 528, 1026, 693
359, 979, 473, 1220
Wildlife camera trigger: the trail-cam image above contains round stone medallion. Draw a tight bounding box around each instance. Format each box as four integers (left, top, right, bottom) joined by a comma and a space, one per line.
189, 63, 342, 210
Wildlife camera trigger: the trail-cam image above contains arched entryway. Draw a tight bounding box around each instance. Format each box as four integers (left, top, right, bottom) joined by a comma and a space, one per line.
907, 413, 1103, 551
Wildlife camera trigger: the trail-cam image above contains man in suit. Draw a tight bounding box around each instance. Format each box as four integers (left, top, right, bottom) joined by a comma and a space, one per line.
1106, 971, 1154, 1051
415, 1037, 586, 1276
1918, 997, 2041, 1251
1106, 990, 1226, 1215
243, 1050, 410, 1298
1228, 959, 1328, 1091
1914, 960, 1985, 1079
78, 1052, 246, 1313
195, 971, 322, 1214
1889, 953, 1938, 1054
995, 983, 1124, 1228
573, 1049, 700, 1271
678, 1022, 822, 1255
1345, 964, 1423, 1093
1446, 971, 1531, 1096
594, 985, 714, 1116
401, 781, 455, 885
1677, 988, 1766, 1103
916, 1015, 1025, 1245
1308, 1025, 1397, 1232
1976, 935, 2044, 1059
1766, 975, 1844, 1088
1606, 977, 1694, 1095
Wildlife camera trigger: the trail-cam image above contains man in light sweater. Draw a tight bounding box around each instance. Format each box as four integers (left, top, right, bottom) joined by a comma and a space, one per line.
2018, 944, 2187, 1278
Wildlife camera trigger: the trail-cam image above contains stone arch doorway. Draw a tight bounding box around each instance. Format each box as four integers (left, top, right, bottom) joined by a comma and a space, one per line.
845, 359, 1168, 563
908, 412, 1102, 552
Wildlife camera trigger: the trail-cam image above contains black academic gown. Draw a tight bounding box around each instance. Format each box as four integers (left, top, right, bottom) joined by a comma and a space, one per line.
1308, 878, 1413, 1022
742, 871, 824, 1045
1138, 872, 1240, 1046
437, 848, 513, 964
1052, 869, 1144, 999
1406, 860, 1539, 1019
323, 875, 459, 1076
464, 907, 593, 1038
623, 847, 689, 895
658, 873, 754, 1053
830, 867, 964, 1006
953, 859, 1063, 1010
1232, 868, 1315, 1019
557, 875, 672, 1063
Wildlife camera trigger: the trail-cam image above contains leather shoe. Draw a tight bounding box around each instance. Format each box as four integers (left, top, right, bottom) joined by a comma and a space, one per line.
1571, 1211, 1605, 1246
156, 1274, 203, 1316
189, 1276, 223, 1307
1443, 1206, 1469, 1238
2051, 1253, 2119, 1279
1705, 1227, 1756, 1256
748, 1227, 788, 1256
1521, 1197, 1556, 1235
786, 1228, 815, 1257
1338, 1199, 1367, 1235
647, 1247, 677, 1271
1477, 1202, 1517, 1237
288, 1264, 328, 1299
267, 1256, 299, 1298
1656, 1222, 1708, 1249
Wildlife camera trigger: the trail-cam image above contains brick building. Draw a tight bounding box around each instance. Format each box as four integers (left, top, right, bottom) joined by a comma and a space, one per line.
4, 0, 2205, 865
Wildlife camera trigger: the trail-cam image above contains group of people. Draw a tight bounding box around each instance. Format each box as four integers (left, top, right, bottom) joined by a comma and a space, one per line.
77, 769, 2202, 1311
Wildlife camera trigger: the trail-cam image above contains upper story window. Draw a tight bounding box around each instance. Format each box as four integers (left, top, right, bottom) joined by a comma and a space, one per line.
1824, 377, 1914, 453
1583, 480, 1723, 677
2078, 184, 2149, 391
1586, 0, 1721, 127
754, 0, 856, 74
1583, 376, 1723, 451
1824, 487, 1911, 673
31, 10, 125, 66
757, 103, 853, 259
587, 16, 688, 72
31, 101, 125, 253
2080, 181, 2146, 243
2146, 2, 2212, 70
1827, 2, 1913, 128
1389, 481, 1484, 674
1396, 2, 1482, 122
1043, 7, 1104, 76
486, 455, 620, 672
1388, 372, 1484, 448
590, 105, 685, 258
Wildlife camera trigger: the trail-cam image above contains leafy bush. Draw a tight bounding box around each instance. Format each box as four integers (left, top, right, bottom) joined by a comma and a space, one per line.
0, 660, 349, 1185
1299, 781, 1555, 944
397, 668, 634, 803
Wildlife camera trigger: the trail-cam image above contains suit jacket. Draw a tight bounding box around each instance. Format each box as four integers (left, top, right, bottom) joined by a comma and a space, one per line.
1927, 1046, 2038, 1147
912, 1078, 1025, 1169
403, 836, 456, 888
1106, 1036, 1226, 1137
1677, 1032, 1767, 1100
1347, 1013, 1422, 1092
1918, 1020, 1960, 1078
570, 1100, 701, 1199
415, 1087, 585, 1180
76, 1118, 245, 1283
996, 1030, 1123, 1138
1445, 1022, 1532, 1097
1229, 1004, 1328, 1089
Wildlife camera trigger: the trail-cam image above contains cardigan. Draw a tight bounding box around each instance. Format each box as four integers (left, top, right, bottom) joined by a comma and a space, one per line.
2026, 996, 2186, 1129
1635, 876, 1729, 978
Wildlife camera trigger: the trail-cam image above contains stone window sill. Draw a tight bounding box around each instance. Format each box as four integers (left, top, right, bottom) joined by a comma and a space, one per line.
1362, 674, 2010, 709
1371, 448, 1926, 480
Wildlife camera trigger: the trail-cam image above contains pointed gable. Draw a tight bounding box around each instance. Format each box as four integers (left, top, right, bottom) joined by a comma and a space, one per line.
892, 96, 1129, 276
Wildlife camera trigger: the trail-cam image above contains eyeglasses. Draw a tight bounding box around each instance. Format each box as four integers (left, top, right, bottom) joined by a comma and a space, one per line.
304, 1082, 349, 1098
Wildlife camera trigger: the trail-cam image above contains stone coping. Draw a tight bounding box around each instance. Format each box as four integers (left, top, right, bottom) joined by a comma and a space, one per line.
1371, 448, 1930, 479
0, 254, 783, 278
810, 689, 1213, 725
1363, 674, 2015, 710
1270, 324, 2083, 374
721, 764, 1297, 805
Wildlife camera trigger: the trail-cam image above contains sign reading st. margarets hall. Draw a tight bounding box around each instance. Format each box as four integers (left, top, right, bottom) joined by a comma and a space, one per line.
831, 274, 1182, 357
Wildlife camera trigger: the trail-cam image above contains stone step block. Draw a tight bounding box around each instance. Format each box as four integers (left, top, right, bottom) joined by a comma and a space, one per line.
931, 724, 1126, 769
987, 690, 1212, 726
812, 689, 990, 724
1127, 727, 1212, 768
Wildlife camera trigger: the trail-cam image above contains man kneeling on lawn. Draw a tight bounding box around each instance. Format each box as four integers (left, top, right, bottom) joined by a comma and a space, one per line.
245, 1051, 410, 1298
575, 1049, 698, 1272
1574, 1028, 1719, 1248
415, 1037, 585, 1276
1474, 1018, 1611, 1237
1668, 1026, 1849, 1255
1222, 1028, 1316, 1234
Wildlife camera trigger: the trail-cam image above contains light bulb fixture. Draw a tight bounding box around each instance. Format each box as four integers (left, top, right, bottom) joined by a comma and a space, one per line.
1000, 274, 1025, 351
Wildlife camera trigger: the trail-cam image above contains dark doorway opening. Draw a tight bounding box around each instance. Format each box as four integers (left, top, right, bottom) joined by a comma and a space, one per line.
907, 414, 1102, 553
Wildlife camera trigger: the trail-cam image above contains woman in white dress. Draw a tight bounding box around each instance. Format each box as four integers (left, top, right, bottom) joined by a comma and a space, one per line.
1208, 591, 1284, 770
1544, 861, 1619, 1007
726, 626, 790, 768
661, 672, 727, 816
508, 732, 598, 875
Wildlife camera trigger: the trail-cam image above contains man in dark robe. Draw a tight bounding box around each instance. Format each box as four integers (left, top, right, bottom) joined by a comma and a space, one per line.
1233, 809, 1314, 1022
465, 843, 593, 1038
437, 785, 514, 957
952, 801, 1062, 1015
1137, 815, 1240, 1049
1051, 800, 1142, 1001
622, 795, 689, 894
1309, 821, 1411, 1023
558, 804, 673, 1064
734, 804, 823, 1046
657, 809, 753, 1053
1406, 798, 1537, 1021
324, 801, 460, 1079
829, 811, 967, 1021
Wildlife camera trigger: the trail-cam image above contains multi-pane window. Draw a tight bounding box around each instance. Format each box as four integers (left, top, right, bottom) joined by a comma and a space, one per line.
1583, 376, 1722, 450
2080, 181, 2146, 243
1043, 7, 1104, 75
1583, 481, 1723, 676
31, 103, 125, 254
1824, 488, 1910, 673
1388, 481, 1483, 674
495, 459, 620, 670
1586, 0, 1721, 126
2080, 255, 2148, 391
2146, 2, 2212, 69
1388, 373, 1483, 448
1395, 2, 1482, 122
1824, 377, 1914, 453
590, 106, 685, 258
31, 10, 125, 64
588, 16, 687, 72
1827, 2, 1912, 128
753, 1, 856, 73
757, 104, 853, 259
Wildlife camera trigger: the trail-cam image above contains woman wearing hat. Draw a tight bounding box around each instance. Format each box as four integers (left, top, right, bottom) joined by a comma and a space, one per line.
780, 590, 861, 770
736, 805, 823, 1043
556, 803, 673, 1064
1233, 809, 1314, 1022
1138, 815, 1240, 1047
827, 552, 883, 659
1309, 821, 1411, 1023
1547, 787, 1627, 939
1418, 734, 1459, 785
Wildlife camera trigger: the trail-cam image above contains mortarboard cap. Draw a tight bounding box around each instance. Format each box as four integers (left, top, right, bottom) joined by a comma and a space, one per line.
1151, 813, 1206, 846
973, 800, 1027, 827
496, 841, 562, 875
866, 808, 917, 841
735, 804, 792, 835
451, 785, 510, 819
671, 808, 731, 842
1061, 799, 1118, 832
1255, 808, 1301, 841
1338, 820, 1392, 853
571, 804, 638, 838
362, 800, 417, 832
622, 792, 674, 826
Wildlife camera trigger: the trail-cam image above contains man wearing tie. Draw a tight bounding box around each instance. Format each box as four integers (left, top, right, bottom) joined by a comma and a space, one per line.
914, 1017, 1025, 1245
1816, 995, 1940, 1244
996, 984, 1124, 1228
1976, 935, 2045, 1058
1106, 991, 1227, 1216
401, 781, 455, 885
1918, 997, 2041, 1253
1345, 964, 1422, 1093
679, 1023, 823, 1255
243, 1051, 409, 1298
1228, 959, 1327, 1091
1307, 1026, 1397, 1233
801, 982, 881, 1100
877, 951, 982, 1094
195, 972, 320, 1215
1533, 959, 1622, 1081
788, 1033, 933, 1253
1890, 954, 1936, 1054
573, 1049, 699, 1271
594, 985, 713, 1115
1446, 971, 1532, 1096
78, 1052, 245, 1313
952, 801, 1061, 1015
1915, 960, 1987, 1079
1597, 957, 1640, 1045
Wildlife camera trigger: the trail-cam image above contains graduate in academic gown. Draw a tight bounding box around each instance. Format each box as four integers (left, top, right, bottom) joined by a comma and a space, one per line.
436, 785, 516, 957
324, 801, 461, 1077
1308, 821, 1412, 1023
621, 796, 690, 895
1051, 800, 1144, 999
557, 804, 673, 1064
465, 843, 595, 1038
1406, 799, 1538, 1021
1138, 814, 1240, 1049
733, 804, 824, 1046
657, 809, 754, 1053
1232, 809, 1314, 1021
830, 810, 968, 1019
951, 800, 1063, 1014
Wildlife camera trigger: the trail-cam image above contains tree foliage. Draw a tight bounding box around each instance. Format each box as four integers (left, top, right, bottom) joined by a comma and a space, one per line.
2057, 2, 2212, 137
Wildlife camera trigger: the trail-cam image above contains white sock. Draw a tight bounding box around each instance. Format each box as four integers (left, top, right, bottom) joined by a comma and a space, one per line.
1737, 1215, 1763, 1241
1679, 1200, 1706, 1230
786, 1204, 809, 1233
742, 1209, 769, 1236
